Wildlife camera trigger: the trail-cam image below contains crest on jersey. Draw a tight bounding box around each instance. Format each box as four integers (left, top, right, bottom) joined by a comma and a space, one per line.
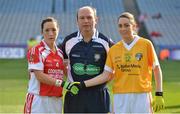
135, 53, 143, 61
94, 54, 100, 62
56, 62, 59, 67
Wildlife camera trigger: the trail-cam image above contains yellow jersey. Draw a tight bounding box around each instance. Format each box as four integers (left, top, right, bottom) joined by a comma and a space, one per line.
105, 36, 159, 93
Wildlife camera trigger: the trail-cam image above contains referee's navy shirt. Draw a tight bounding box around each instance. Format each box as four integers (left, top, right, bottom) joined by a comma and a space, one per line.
60, 30, 114, 90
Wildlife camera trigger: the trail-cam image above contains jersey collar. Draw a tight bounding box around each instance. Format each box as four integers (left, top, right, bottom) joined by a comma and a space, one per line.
77, 29, 99, 40
122, 35, 140, 51
41, 39, 58, 51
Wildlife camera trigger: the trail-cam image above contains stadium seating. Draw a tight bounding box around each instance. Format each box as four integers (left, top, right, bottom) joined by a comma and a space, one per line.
0, 0, 124, 46
136, 0, 180, 49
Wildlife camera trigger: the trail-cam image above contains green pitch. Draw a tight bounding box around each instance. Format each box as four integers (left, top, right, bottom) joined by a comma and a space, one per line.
0, 59, 180, 113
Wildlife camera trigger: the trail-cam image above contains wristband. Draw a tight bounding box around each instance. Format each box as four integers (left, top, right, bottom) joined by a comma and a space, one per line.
155, 92, 163, 96
55, 79, 62, 87
81, 81, 86, 88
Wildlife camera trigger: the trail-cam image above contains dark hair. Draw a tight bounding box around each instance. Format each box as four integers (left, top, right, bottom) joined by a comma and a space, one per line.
41, 17, 59, 32
76, 6, 97, 20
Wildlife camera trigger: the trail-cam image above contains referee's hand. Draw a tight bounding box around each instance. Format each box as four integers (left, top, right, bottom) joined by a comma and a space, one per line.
68, 82, 80, 95
61, 81, 80, 95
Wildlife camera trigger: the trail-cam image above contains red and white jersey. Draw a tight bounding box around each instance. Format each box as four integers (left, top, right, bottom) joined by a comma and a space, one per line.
27, 40, 64, 97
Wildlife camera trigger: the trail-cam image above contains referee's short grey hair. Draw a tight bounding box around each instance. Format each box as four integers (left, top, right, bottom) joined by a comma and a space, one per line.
76, 6, 97, 20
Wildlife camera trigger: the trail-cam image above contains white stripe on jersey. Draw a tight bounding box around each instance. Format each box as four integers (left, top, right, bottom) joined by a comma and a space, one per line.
57, 51, 64, 60
92, 38, 110, 53
152, 46, 160, 69
66, 37, 80, 58
28, 72, 40, 94
122, 35, 140, 51
41, 49, 51, 61
24, 93, 34, 113
104, 65, 113, 73
28, 62, 44, 71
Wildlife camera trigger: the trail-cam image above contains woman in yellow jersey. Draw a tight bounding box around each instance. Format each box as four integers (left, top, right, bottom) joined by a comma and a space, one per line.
76, 12, 165, 113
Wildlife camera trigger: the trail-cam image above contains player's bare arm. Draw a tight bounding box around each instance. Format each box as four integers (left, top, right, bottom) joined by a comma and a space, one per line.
63, 59, 69, 76
153, 65, 163, 92
152, 65, 164, 112
33, 69, 79, 94
33, 70, 57, 86
84, 70, 112, 87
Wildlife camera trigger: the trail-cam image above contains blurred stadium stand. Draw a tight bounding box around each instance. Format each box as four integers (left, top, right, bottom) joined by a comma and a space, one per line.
136, 0, 180, 50
0, 0, 124, 47
136, 0, 180, 60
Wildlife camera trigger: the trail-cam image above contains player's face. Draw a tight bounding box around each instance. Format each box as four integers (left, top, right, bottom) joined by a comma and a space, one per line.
118, 17, 135, 40
77, 8, 97, 34
42, 21, 59, 44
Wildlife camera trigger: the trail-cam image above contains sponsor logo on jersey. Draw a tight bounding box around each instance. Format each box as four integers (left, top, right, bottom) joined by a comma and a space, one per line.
72, 63, 100, 75
48, 69, 63, 79
117, 64, 141, 72
72, 54, 80, 57
72, 63, 85, 75
92, 45, 103, 48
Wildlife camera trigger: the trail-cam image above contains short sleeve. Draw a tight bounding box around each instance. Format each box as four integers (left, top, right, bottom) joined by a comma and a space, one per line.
104, 49, 114, 73
60, 37, 68, 59
27, 47, 44, 70
147, 41, 159, 68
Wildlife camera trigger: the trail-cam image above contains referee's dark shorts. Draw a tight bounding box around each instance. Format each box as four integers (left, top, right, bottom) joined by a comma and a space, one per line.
64, 86, 110, 113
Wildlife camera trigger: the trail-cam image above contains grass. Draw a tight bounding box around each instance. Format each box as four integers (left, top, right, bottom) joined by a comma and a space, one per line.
0, 59, 180, 113
0, 80, 27, 113
153, 60, 180, 113
0, 59, 28, 113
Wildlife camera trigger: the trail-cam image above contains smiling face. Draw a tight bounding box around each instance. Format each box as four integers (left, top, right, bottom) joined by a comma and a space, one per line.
117, 12, 137, 42
42, 20, 59, 45
118, 17, 135, 39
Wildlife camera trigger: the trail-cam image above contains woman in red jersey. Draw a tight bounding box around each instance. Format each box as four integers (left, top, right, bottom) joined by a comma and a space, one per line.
24, 17, 78, 114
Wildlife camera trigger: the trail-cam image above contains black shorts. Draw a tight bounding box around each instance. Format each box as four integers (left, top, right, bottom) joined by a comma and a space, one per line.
64, 87, 110, 113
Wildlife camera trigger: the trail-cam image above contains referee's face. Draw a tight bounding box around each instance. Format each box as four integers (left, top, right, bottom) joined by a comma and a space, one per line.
77, 7, 97, 34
